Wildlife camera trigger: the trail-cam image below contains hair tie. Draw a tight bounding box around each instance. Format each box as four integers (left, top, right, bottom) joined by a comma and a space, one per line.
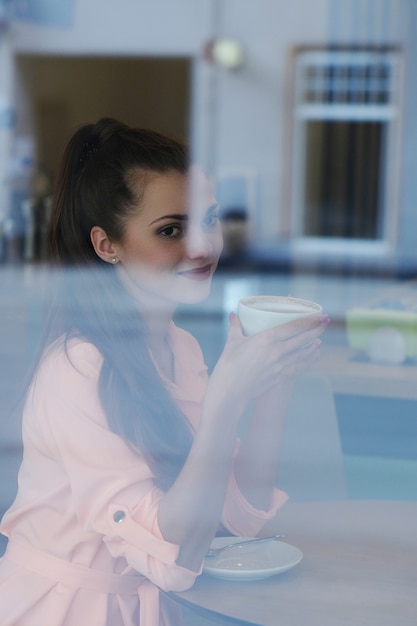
78, 139, 98, 167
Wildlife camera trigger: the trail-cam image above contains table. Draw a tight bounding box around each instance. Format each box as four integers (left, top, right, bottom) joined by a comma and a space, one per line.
312, 344, 417, 399
168, 501, 417, 626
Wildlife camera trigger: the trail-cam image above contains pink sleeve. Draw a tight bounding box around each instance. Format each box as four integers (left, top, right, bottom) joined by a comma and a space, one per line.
221, 444, 289, 537
34, 341, 199, 592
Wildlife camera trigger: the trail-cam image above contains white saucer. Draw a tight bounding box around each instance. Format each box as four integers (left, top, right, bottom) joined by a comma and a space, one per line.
203, 536, 303, 581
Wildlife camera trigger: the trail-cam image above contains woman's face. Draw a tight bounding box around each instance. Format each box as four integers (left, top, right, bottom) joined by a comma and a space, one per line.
112, 168, 223, 307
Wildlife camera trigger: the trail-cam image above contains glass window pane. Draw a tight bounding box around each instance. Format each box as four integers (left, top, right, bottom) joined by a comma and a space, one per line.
303, 120, 383, 239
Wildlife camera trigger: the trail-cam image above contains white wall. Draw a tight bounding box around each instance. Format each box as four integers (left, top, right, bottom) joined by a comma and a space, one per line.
212, 0, 329, 240
10, 0, 212, 56
212, 0, 410, 243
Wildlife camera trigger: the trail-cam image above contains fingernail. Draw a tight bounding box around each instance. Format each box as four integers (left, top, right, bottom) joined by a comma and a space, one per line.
320, 314, 330, 324
229, 311, 236, 323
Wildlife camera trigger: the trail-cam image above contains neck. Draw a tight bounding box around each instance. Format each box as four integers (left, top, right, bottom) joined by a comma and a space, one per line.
140, 298, 175, 338
114, 265, 177, 377
138, 298, 176, 382
116, 264, 176, 336
146, 317, 175, 382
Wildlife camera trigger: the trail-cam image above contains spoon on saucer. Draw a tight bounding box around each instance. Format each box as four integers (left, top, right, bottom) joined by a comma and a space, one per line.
205, 534, 284, 558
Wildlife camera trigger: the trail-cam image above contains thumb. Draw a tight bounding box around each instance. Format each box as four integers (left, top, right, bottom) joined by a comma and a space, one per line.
227, 311, 244, 337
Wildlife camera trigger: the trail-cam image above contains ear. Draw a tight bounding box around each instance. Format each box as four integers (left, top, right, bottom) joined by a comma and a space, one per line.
90, 226, 118, 263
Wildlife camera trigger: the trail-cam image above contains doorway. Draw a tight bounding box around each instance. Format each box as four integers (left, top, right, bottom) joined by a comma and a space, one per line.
14, 54, 191, 179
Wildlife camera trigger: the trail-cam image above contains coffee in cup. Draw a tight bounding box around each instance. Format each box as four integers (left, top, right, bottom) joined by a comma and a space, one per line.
238, 295, 323, 336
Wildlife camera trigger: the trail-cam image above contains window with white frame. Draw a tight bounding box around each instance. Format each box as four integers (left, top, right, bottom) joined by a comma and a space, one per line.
290, 47, 402, 253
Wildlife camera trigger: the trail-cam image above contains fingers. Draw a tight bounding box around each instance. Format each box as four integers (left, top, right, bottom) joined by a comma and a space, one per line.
220, 310, 326, 402
263, 314, 329, 348
225, 308, 328, 363
265, 335, 322, 383
225, 310, 329, 359
278, 313, 330, 337
227, 311, 245, 339
229, 310, 329, 336
257, 317, 326, 379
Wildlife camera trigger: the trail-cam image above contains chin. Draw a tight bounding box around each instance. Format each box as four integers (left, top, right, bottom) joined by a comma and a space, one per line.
176, 281, 213, 305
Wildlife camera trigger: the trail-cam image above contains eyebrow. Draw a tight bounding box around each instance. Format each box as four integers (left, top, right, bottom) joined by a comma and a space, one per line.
148, 204, 220, 227
148, 214, 188, 226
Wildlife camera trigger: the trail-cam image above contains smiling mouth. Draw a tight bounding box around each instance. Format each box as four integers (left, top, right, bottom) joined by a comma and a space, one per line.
178, 264, 213, 280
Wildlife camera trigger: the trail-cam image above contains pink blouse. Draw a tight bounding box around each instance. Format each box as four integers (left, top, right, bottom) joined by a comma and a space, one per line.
0, 323, 287, 626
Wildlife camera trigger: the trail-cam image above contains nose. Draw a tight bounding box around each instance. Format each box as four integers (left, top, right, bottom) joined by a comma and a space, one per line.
185, 226, 215, 259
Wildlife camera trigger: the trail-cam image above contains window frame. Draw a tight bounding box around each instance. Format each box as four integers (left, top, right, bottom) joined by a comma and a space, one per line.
287, 45, 404, 257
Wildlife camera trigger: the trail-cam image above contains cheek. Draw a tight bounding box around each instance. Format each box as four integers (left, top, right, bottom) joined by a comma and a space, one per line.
218, 229, 224, 251
213, 228, 224, 256
147, 242, 185, 270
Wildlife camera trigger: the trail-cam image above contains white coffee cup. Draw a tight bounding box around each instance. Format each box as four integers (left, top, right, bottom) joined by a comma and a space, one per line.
238, 295, 323, 336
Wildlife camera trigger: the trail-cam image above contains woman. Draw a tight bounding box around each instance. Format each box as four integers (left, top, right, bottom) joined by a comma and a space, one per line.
0, 118, 328, 625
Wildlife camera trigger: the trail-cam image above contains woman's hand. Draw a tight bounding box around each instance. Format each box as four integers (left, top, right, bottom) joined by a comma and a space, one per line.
224, 311, 329, 510
208, 311, 329, 411
158, 310, 329, 569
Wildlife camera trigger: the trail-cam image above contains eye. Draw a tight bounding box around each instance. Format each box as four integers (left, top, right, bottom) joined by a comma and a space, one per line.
158, 224, 183, 238
202, 213, 220, 230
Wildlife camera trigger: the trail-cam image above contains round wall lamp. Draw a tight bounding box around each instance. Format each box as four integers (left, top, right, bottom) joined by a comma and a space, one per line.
204, 38, 245, 70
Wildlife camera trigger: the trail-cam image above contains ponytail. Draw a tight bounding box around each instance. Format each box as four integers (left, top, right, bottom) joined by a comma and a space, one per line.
45, 118, 193, 490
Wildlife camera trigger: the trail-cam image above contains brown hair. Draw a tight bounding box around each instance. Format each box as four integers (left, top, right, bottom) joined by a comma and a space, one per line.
45, 118, 193, 490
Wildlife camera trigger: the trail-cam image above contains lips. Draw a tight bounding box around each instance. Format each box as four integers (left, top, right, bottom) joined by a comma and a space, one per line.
177, 264, 213, 280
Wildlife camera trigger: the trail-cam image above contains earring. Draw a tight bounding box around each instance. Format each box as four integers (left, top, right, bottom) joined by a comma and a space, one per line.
111, 257, 118, 264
